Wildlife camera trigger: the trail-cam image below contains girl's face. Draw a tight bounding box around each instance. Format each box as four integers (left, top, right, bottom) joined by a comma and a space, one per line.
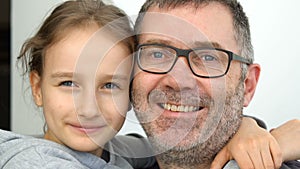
30, 24, 132, 154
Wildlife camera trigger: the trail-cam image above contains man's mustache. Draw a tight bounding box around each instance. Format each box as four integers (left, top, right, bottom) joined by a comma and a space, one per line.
148, 89, 213, 107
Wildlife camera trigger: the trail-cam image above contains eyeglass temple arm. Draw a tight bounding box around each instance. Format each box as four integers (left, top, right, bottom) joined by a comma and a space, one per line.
232, 54, 253, 65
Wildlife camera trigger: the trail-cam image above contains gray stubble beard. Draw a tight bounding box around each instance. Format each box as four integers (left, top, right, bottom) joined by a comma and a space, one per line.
131, 80, 244, 168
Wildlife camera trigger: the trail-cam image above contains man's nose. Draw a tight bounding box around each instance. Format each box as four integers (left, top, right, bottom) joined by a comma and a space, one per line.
160, 57, 198, 91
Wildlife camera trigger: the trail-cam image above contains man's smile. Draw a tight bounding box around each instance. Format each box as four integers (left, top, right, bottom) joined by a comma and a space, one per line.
159, 103, 203, 112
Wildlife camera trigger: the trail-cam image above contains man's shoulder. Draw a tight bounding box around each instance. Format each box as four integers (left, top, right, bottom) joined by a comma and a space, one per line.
223, 160, 300, 169
223, 160, 239, 169
107, 134, 156, 169
281, 161, 300, 169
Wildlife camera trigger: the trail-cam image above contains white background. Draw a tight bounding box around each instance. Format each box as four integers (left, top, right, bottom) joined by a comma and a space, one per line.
12, 0, 300, 136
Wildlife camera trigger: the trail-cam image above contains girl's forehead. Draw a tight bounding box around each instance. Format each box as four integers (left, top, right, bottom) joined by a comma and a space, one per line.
50, 23, 100, 45
44, 28, 132, 76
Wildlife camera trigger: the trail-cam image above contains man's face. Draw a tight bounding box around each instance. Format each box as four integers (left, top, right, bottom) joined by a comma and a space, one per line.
132, 2, 247, 163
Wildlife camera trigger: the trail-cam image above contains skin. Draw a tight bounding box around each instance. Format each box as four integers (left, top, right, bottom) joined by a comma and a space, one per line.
212, 117, 282, 169
132, 2, 260, 169
271, 119, 300, 162
30, 23, 132, 156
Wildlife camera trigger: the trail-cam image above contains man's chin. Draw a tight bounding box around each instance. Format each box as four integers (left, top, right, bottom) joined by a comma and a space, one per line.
147, 127, 209, 153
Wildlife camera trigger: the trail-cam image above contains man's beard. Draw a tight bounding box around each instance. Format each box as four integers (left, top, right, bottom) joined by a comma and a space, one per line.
131, 80, 244, 166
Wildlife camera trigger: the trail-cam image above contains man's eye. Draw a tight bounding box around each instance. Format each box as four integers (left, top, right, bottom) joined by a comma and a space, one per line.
103, 83, 119, 89
152, 51, 164, 59
202, 54, 217, 61
60, 81, 76, 87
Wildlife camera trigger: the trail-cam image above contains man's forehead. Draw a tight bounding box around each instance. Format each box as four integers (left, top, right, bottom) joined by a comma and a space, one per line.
139, 12, 211, 46
143, 2, 231, 23
138, 2, 237, 52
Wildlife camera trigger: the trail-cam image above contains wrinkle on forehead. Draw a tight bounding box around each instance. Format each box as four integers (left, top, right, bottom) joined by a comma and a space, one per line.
139, 2, 238, 53
140, 12, 209, 45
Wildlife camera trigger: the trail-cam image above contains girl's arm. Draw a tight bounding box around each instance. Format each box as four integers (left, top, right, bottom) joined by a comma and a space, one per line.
270, 119, 300, 162
211, 117, 283, 169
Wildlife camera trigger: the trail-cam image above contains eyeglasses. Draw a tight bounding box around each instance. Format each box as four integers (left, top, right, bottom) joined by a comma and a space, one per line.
136, 43, 252, 78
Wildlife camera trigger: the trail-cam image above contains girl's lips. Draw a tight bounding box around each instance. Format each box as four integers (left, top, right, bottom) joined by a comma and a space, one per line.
69, 124, 104, 134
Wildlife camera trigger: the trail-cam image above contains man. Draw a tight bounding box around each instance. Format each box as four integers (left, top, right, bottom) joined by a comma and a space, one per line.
130, 0, 300, 168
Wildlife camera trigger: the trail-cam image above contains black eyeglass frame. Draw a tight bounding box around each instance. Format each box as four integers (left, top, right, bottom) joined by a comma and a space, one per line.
136, 43, 253, 78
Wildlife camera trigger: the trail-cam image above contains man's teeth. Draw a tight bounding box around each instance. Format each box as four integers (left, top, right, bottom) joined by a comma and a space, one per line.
161, 103, 200, 112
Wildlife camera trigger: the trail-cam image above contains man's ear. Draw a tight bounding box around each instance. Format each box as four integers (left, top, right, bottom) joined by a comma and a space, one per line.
30, 71, 43, 107
243, 64, 261, 107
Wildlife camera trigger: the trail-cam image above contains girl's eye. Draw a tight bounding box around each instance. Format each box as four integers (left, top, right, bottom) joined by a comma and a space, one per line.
103, 83, 119, 89
60, 81, 76, 87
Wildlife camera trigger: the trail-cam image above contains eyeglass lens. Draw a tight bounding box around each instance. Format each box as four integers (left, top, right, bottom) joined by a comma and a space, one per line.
138, 45, 229, 77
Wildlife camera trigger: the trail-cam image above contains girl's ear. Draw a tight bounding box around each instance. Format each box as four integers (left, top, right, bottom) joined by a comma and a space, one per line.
243, 63, 261, 107
30, 71, 43, 107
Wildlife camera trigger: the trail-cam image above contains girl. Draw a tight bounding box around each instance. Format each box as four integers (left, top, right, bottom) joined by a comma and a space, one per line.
2, 0, 154, 168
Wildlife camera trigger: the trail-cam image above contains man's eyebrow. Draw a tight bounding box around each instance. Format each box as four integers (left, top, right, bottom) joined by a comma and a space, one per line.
141, 39, 224, 49
141, 39, 172, 46
191, 41, 224, 49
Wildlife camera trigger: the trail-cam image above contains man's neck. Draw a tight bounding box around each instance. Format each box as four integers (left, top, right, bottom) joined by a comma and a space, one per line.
155, 152, 212, 169
157, 162, 211, 169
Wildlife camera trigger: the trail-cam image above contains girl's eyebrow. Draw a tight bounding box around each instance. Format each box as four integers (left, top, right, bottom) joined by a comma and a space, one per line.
51, 72, 129, 81
51, 72, 74, 78
101, 74, 129, 81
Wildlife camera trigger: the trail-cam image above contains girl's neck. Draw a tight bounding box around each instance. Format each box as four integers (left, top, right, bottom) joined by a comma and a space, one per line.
43, 130, 103, 157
